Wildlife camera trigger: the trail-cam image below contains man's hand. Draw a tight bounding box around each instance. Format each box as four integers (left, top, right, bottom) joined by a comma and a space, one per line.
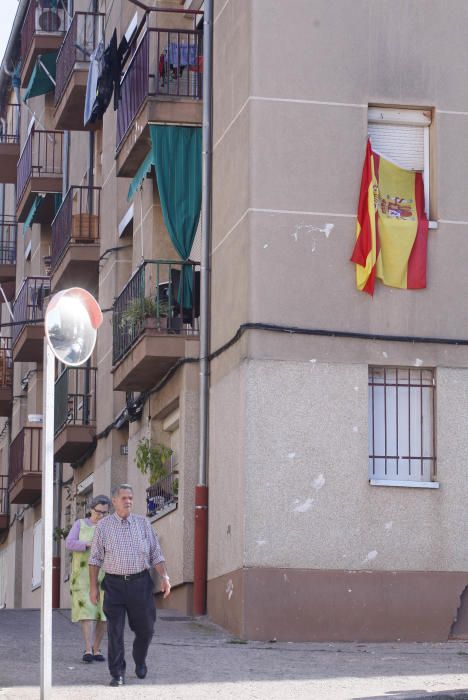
160, 578, 171, 599
89, 585, 99, 606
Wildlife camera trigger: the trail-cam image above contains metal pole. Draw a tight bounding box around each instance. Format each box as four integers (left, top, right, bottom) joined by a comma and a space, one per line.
40, 340, 55, 700
193, 0, 213, 617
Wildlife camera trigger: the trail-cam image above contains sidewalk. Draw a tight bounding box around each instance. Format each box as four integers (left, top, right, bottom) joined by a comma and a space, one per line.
1, 609, 468, 700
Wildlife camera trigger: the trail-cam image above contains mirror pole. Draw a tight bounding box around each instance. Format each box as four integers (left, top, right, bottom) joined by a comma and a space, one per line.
40, 340, 54, 700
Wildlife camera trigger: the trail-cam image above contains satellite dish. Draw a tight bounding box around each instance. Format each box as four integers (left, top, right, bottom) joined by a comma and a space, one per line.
45, 287, 103, 367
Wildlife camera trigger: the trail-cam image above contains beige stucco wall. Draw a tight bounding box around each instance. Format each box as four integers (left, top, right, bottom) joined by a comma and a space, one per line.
209, 359, 468, 578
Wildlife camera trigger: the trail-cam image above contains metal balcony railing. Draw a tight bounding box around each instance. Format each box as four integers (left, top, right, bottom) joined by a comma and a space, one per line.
0, 339, 13, 389
112, 259, 200, 365
12, 276, 50, 346
8, 426, 42, 488
17, 129, 64, 207
54, 366, 97, 436
21, 0, 66, 61
0, 216, 17, 266
146, 469, 178, 518
0, 104, 20, 145
55, 11, 105, 107
116, 27, 203, 150
0, 475, 9, 517
51, 186, 101, 270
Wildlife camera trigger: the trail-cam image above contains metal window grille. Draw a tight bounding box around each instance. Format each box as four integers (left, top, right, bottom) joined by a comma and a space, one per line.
368, 367, 436, 482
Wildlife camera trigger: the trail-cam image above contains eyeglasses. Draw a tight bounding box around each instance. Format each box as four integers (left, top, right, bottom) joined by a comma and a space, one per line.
93, 508, 108, 516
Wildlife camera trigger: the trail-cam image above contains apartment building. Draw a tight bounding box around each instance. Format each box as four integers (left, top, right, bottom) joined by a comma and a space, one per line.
1, 0, 468, 644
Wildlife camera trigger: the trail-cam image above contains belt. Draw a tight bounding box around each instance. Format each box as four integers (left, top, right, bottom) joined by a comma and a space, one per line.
105, 570, 148, 582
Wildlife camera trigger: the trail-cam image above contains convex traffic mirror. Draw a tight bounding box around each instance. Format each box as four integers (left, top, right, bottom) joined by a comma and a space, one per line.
45, 287, 103, 366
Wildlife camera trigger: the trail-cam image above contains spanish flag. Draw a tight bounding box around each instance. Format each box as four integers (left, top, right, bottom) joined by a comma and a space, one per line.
351, 140, 429, 295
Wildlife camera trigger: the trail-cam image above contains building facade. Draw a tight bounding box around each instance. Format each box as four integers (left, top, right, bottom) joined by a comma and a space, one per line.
0, 0, 468, 643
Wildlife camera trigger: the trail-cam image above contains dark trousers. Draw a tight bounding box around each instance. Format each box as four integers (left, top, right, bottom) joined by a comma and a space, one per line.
102, 571, 156, 678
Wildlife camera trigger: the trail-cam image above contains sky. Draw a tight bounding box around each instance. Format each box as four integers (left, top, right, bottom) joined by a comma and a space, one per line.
0, 0, 20, 66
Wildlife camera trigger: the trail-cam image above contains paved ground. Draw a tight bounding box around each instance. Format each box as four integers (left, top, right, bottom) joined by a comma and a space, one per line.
2, 609, 468, 699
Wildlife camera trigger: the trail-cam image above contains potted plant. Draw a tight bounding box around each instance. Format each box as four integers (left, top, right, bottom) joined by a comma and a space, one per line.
120, 296, 170, 332
135, 438, 173, 486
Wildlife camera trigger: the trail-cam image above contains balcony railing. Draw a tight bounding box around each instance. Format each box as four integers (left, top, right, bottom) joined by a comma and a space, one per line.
51, 186, 101, 270
9, 426, 42, 488
0, 475, 8, 517
112, 259, 200, 365
12, 276, 50, 346
117, 27, 203, 150
54, 367, 97, 436
55, 11, 105, 107
146, 469, 178, 518
17, 128, 64, 207
21, 0, 66, 62
0, 339, 13, 389
0, 216, 17, 266
0, 104, 20, 144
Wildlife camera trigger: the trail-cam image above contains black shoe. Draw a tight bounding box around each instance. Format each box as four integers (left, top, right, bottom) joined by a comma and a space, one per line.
135, 664, 147, 679
109, 675, 125, 687
82, 652, 93, 663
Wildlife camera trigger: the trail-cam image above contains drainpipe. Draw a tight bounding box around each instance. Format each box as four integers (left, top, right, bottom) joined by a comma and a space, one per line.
82, 0, 97, 432
193, 0, 213, 617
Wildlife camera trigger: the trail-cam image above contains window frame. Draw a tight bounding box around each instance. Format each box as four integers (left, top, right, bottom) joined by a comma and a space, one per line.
368, 106, 433, 222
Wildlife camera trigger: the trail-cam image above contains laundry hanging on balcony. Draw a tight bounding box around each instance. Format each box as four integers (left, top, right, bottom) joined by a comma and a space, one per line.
23, 52, 57, 101
84, 29, 129, 126
150, 124, 202, 305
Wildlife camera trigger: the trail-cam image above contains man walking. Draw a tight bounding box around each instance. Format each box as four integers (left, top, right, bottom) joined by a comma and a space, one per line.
89, 484, 171, 686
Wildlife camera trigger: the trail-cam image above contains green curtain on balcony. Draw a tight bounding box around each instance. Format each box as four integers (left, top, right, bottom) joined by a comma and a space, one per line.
23, 52, 57, 102
149, 124, 202, 302
23, 195, 45, 233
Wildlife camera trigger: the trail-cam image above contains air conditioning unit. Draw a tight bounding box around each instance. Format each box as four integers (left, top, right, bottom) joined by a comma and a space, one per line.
35, 2, 65, 33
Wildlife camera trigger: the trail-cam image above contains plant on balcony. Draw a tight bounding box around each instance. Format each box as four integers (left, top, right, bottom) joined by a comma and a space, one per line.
134, 438, 173, 486
53, 525, 72, 542
119, 296, 170, 330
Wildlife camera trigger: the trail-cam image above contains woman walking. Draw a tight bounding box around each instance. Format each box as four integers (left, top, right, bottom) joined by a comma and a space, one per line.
65, 495, 111, 662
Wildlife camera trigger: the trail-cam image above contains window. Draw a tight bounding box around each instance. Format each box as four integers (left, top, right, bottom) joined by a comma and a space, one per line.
368, 107, 432, 219
32, 519, 42, 590
368, 367, 437, 487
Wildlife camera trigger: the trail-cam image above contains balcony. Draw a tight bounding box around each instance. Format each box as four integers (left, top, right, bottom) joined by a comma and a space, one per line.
54, 12, 105, 131
20, 0, 66, 86
0, 339, 13, 416
12, 277, 50, 363
0, 216, 17, 284
16, 128, 63, 224
0, 475, 8, 530
51, 186, 100, 291
0, 104, 20, 184
112, 260, 200, 391
8, 426, 42, 505
54, 367, 96, 462
116, 28, 203, 177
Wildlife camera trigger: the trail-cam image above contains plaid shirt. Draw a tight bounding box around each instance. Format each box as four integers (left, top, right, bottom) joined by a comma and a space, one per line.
88, 512, 165, 575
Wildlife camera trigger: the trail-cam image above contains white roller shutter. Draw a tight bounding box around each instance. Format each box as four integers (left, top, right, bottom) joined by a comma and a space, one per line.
368, 123, 425, 171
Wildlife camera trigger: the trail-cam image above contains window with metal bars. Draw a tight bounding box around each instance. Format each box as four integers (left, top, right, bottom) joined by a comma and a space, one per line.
368, 367, 436, 484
